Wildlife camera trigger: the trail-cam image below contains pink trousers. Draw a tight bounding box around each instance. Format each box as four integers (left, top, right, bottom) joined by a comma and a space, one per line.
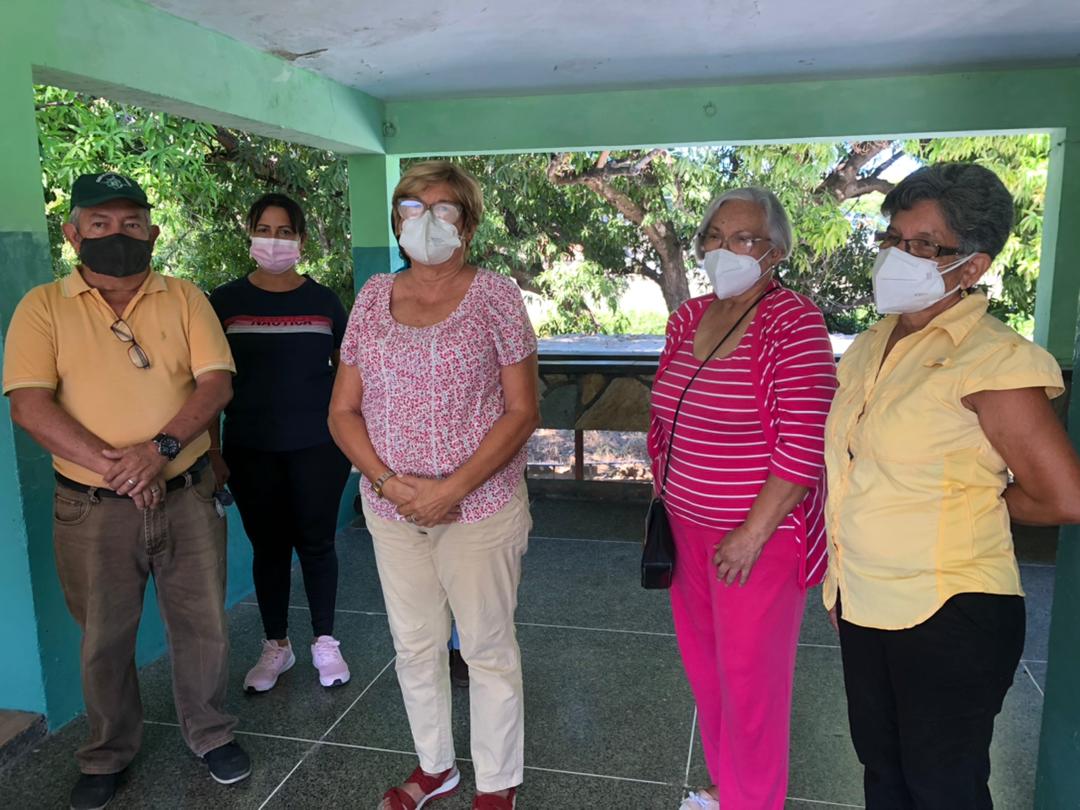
670, 515, 806, 810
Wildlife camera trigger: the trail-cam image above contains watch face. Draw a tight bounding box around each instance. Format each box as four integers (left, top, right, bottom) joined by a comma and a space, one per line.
155, 434, 181, 459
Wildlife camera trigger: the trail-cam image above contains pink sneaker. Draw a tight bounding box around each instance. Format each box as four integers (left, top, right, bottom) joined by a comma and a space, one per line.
312, 635, 350, 688
244, 640, 295, 693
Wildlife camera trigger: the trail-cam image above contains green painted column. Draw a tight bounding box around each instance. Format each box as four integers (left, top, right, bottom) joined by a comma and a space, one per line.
1036, 352, 1080, 807
0, 57, 82, 723
1034, 130, 1080, 367
1034, 125, 1080, 807
348, 154, 402, 293
1033, 130, 1080, 807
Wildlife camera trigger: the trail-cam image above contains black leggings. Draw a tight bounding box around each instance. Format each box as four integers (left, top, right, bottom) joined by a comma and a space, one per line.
224, 441, 352, 639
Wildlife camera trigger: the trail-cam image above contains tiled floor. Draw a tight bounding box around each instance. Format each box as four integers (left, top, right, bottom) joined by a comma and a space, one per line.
0, 497, 1052, 809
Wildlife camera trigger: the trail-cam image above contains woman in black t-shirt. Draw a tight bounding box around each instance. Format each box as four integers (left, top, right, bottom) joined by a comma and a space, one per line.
209, 193, 352, 694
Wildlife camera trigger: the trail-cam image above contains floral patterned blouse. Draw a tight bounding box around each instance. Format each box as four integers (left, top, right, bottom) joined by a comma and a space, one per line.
340, 269, 537, 523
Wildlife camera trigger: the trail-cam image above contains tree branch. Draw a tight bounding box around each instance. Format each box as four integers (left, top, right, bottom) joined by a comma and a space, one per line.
547, 149, 666, 187
815, 140, 896, 201
846, 176, 897, 198
545, 150, 691, 311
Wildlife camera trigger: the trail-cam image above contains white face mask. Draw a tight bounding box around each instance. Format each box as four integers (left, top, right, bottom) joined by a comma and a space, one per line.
702, 248, 773, 299
398, 211, 462, 266
871, 247, 973, 315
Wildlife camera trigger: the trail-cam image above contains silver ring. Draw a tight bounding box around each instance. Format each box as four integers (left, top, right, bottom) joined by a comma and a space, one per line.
150, 486, 160, 495
127, 478, 137, 486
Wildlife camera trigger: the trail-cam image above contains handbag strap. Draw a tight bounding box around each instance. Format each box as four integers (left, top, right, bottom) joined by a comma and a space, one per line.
657, 287, 778, 498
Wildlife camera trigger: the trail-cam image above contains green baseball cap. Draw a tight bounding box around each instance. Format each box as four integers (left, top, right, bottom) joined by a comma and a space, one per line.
70, 172, 153, 211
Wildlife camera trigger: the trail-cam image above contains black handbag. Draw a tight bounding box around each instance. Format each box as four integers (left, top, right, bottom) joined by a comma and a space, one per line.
641, 495, 676, 589
641, 287, 777, 589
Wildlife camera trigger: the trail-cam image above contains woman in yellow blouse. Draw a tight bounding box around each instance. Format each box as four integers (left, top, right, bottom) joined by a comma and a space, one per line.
824, 162, 1080, 809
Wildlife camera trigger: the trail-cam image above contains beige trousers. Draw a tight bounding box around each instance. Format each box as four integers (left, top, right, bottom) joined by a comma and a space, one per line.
52, 469, 235, 774
364, 480, 530, 792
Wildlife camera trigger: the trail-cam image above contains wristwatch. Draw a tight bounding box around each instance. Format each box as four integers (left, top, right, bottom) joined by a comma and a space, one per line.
152, 433, 182, 460
373, 470, 397, 498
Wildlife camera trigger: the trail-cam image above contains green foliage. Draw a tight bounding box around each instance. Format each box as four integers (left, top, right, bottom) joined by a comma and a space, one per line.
435, 144, 883, 333
38, 85, 1047, 337
36, 85, 354, 305
439, 137, 1046, 335
532, 261, 628, 336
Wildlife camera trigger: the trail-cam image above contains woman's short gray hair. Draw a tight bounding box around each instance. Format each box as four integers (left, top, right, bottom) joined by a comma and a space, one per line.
881, 162, 1014, 258
693, 187, 794, 261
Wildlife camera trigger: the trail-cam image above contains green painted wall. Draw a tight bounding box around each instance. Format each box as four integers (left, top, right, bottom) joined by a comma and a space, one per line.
348, 155, 403, 289
382, 68, 1080, 155
0, 365, 47, 716
1035, 320, 1080, 808
0, 52, 75, 721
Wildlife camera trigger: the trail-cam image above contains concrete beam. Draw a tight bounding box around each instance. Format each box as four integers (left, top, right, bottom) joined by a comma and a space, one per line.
383, 67, 1080, 155
9, 0, 386, 155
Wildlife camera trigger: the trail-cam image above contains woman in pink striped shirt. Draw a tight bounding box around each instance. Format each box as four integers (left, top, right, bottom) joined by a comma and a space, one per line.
648, 188, 838, 810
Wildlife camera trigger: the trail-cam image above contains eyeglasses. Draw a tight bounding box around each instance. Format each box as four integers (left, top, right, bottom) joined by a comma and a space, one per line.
699, 230, 772, 256
110, 318, 151, 369
874, 231, 962, 259
396, 198, 463, 224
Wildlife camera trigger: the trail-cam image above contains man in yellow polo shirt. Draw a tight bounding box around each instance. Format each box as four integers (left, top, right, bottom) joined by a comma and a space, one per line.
3, 172, 250, 810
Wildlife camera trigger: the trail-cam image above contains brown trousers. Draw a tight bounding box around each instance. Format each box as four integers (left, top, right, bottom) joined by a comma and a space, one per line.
52, 468, 236, 774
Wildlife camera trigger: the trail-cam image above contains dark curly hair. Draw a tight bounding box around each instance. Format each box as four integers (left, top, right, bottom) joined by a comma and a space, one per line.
882, 162, 1014, 258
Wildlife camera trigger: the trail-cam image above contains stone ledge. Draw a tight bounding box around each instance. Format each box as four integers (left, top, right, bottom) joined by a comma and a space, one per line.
0, 710, 47, 774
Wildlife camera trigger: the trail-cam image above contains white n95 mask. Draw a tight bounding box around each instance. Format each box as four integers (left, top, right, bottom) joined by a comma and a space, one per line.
871, 248, 973, 315
703, 248, 772, 299
398, 211, 462, 265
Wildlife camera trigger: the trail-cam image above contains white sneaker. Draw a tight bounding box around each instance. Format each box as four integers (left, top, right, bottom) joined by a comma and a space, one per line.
243, 640, 295, 693
312, 635, 351, 688
679, 790, 719, 810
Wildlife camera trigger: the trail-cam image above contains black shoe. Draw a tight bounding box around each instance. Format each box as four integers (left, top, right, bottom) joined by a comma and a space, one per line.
203, 741, 251, 785
70, 772, 121, 810
449, 649, 470, 688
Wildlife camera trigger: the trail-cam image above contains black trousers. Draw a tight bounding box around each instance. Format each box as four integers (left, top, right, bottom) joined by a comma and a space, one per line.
838, 592, 1025, 810
224, 441, 352, 639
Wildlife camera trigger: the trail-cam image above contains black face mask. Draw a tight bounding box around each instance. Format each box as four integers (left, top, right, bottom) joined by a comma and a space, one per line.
78, 233, 153, 278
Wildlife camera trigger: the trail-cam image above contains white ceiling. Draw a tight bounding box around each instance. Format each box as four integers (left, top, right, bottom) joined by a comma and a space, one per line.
146, 0, 1080, 100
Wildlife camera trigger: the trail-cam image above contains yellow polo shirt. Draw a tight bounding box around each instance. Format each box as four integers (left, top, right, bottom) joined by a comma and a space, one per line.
3, 269, 235, 486
823, 293, 1063, 630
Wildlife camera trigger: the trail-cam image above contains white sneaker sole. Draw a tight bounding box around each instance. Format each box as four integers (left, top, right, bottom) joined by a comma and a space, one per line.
416, 768, 460, 809
317, 667, 351, 688
208, 766, 252, 786
244, 653, 295, 693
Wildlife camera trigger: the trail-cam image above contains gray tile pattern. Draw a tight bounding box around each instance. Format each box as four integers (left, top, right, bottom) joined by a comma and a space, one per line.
0, 499, 1047, 809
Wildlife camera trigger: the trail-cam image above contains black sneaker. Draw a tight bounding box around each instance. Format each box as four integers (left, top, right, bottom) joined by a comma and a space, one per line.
70, 772, 121, 810
449, 649, 470, 688
203, 741, 251, 785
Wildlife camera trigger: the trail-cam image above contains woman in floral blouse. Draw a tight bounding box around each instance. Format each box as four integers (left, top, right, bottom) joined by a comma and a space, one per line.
329, 160, 539, 810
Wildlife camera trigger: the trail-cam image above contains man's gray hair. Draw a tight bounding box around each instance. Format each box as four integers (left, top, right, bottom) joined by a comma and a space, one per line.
693, 187, 794, 261
69, 205, 152, 228
882, 162, 1014, 258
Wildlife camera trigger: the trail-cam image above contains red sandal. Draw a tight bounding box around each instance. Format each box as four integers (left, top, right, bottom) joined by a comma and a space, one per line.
472, 787, 517, 809
381, 765, 460, 810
